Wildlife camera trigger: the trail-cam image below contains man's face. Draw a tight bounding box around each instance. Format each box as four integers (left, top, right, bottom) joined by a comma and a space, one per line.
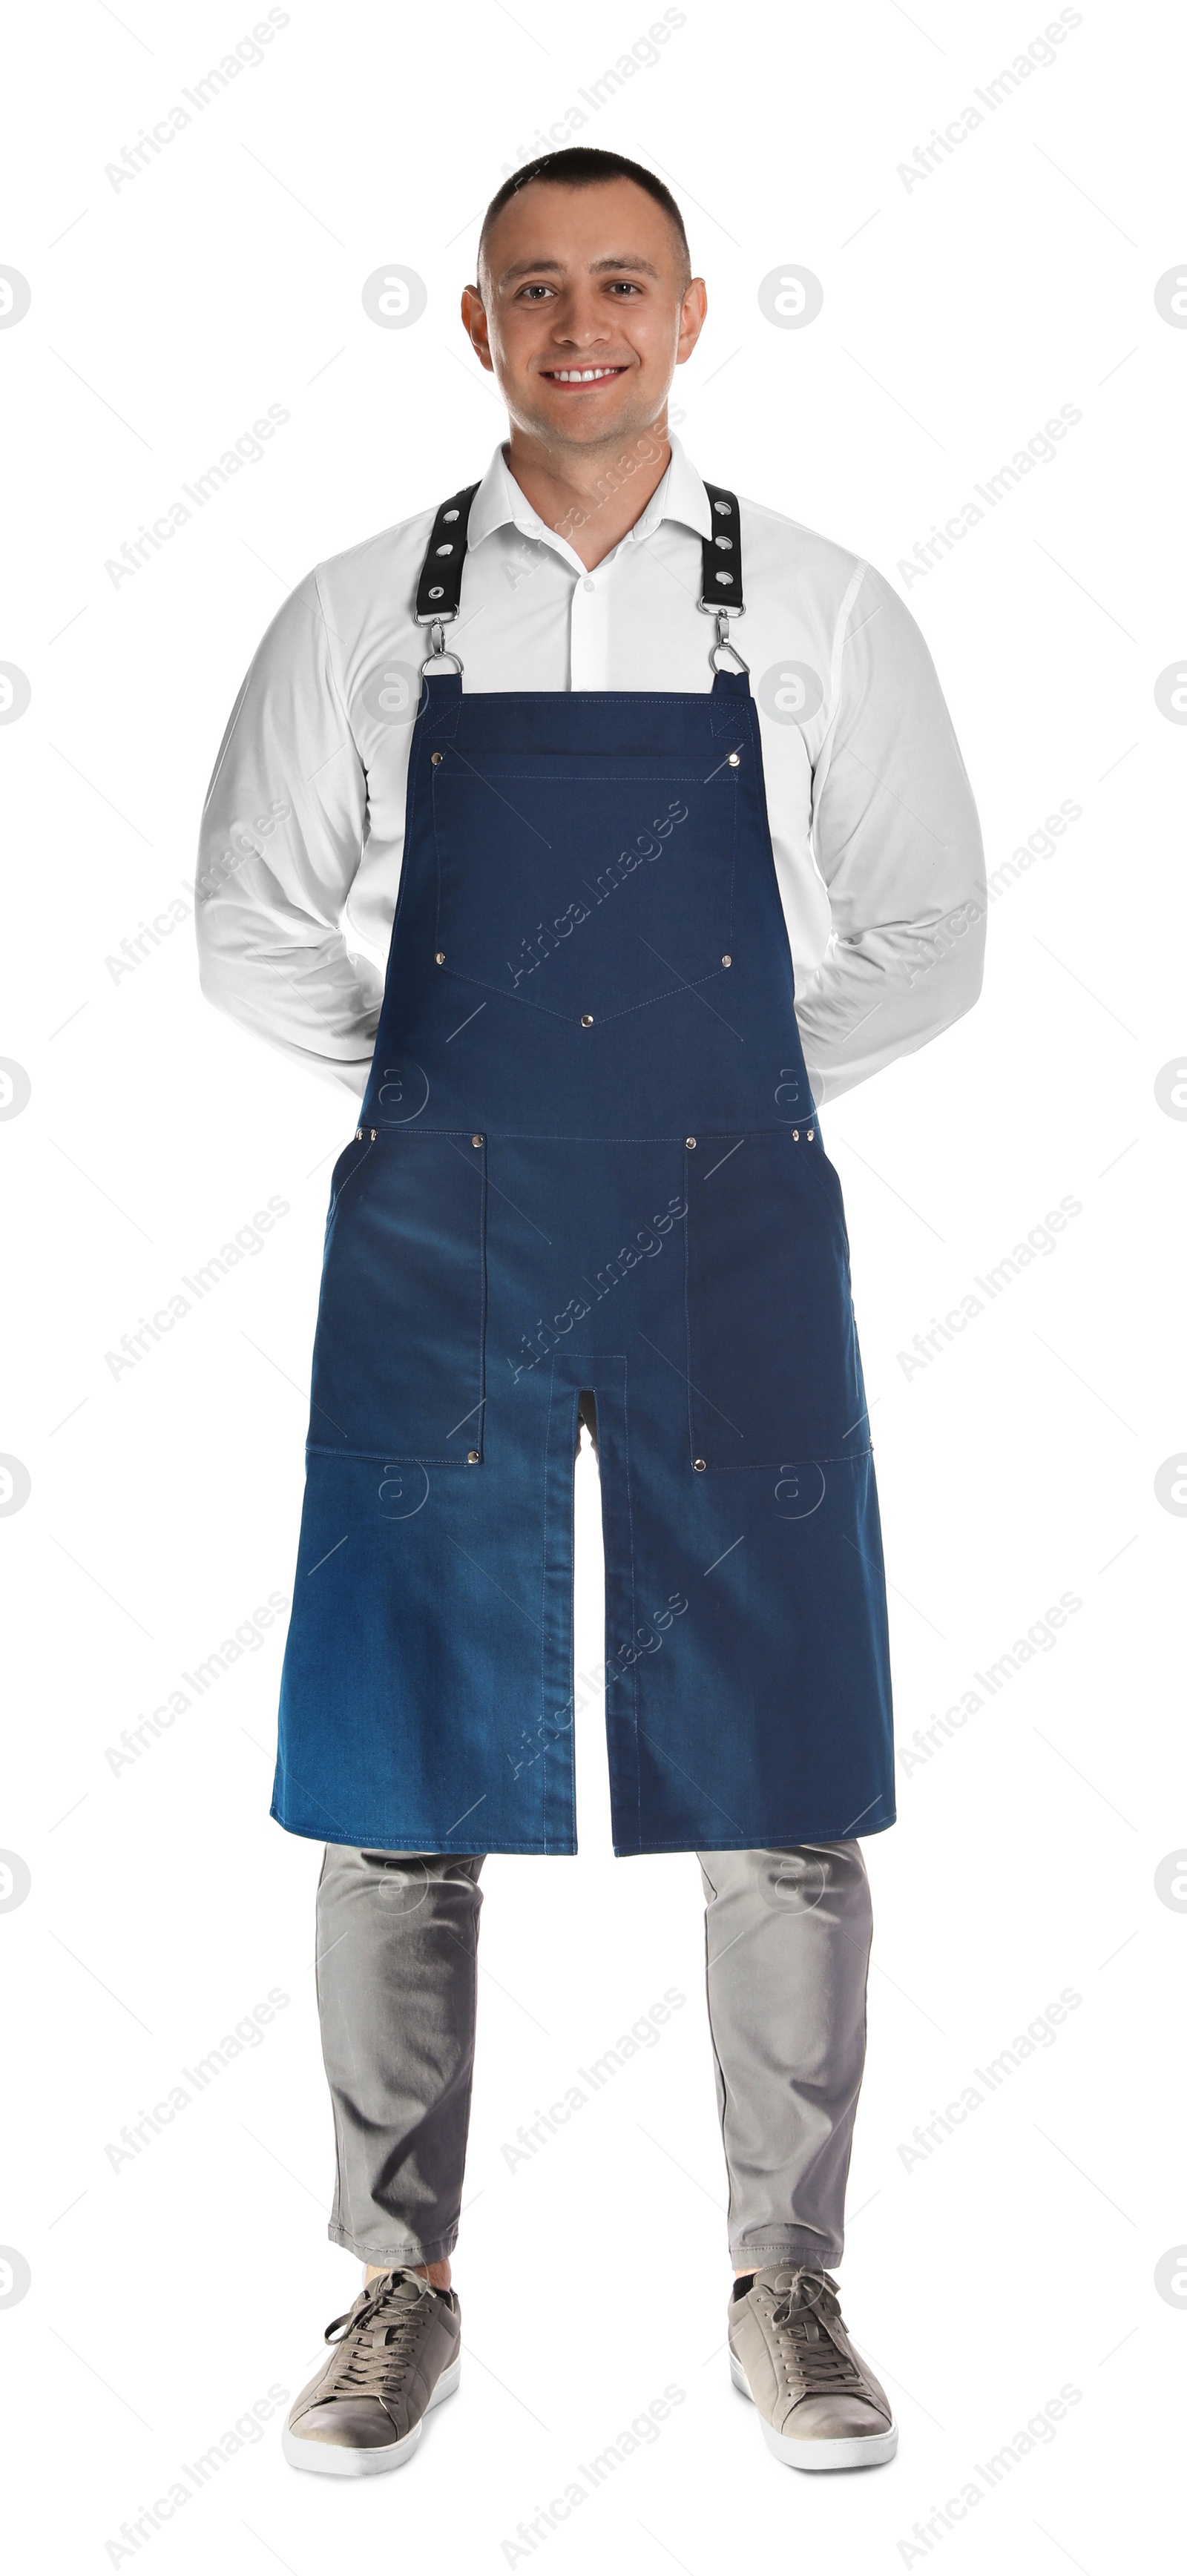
464, 178, 706, 455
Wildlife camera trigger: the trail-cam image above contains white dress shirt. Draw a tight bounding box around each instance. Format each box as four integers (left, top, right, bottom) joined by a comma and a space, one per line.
195, 437, 984, 1104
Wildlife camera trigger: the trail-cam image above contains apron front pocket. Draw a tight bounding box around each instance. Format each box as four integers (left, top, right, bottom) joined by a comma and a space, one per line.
308, 1131, 487, 1462
432, 751, 737, 1023
683, 1131, 868, 1471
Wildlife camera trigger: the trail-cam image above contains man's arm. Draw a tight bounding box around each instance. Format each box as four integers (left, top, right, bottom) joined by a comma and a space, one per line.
195, 568, 381, 1096
793, 561, 986, 1104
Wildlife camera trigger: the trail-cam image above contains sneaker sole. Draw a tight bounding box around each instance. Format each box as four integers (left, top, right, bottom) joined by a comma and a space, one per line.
283, 2354, 461, 2477
729, 2353, 898, 2471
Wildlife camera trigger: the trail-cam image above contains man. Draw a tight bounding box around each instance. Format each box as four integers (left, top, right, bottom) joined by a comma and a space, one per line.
197, 146, 984, 2480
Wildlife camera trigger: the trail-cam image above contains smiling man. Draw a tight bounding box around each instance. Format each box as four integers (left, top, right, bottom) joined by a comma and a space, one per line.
197, 147, 984, 2483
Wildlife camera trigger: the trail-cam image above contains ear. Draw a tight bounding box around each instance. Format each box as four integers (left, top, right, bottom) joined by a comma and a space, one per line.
675, 277, 708, 367
461, 283, 495, 375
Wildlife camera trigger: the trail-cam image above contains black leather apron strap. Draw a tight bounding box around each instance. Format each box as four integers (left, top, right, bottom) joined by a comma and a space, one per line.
700, 484, 743, 615
415, 484, 481, 626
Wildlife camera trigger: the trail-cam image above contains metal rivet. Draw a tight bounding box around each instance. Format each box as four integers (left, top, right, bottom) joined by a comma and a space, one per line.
355, 1128, 363, 1140
685, 1136, 697, 1150
722, 954, 731, 967
580, 1014, 594, 1028
807, 1127, 815, 1139
369, 1129, 377, 1141
443, 508, 459, 522
467, 1449, 480, 1465
435, 950, 446, 964
792, 1128, 800, 1140
694, 1457, 707, 1472
431, 751, 444, 765
727, 751, 740, 766
471, 1133, 483, 1147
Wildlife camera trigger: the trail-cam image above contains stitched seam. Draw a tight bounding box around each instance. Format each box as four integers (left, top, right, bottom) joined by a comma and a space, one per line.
305, 1444, 481, 1464
694, 1452, 873, 1469
431, 768, 731, 780
345, 1126, 479, 1139
277, 1821, 568, 1853
619, 1358, 642, 1848
421, 966, 734, 1027
561, 1379, 579, 1852
539, 1366, 558, 1855
611, 1816, 896, 1854
448, 693, 740, 709
683, 1153, 694, 1466
366, 1129, 821, 1143
476, 1139, 488, 1457
727, 759, 737, 946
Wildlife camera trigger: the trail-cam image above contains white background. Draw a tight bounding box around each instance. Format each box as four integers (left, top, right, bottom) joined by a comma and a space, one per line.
1, 1, 1183, 2569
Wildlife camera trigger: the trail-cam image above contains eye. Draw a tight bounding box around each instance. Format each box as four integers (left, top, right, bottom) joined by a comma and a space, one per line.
516, 282, 556, 301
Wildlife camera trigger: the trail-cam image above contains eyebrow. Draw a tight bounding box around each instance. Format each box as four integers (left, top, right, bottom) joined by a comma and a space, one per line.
498, 254, 661, 285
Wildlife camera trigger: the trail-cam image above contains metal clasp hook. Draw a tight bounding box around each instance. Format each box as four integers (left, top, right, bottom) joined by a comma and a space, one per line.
709, 607, 749, 674
698, 597, 749, 673
418, 615, 464, 678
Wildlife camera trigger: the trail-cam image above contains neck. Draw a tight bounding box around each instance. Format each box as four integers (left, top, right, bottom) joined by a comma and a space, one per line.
502, 417, 673, 570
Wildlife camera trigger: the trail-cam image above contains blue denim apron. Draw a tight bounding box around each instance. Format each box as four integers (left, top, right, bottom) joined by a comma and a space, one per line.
272, 481, 895, 1857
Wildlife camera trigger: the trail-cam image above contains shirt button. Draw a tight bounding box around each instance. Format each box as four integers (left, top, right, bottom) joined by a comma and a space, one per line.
582, 577, 594, 592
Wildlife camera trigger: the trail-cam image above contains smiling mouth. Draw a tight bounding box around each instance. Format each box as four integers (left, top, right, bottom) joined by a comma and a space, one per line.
539, 364, 630, 386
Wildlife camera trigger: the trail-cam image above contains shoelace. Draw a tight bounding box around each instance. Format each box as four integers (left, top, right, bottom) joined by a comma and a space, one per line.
765, 2267, 864, 2394
320, 2268, 441, 2400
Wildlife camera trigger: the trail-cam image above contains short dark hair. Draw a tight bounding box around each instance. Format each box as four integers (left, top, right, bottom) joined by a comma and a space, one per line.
477, 147, 691, 286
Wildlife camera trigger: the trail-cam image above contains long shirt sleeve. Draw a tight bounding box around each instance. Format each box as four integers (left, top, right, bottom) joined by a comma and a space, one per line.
196, 568, 381, 1096
792, 562, 986, 1104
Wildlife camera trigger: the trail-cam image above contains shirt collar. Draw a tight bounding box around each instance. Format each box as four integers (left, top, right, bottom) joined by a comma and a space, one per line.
466, 432, 711, 559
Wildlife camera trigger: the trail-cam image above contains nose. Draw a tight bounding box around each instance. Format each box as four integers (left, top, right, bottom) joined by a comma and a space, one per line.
548, 291, 614, 351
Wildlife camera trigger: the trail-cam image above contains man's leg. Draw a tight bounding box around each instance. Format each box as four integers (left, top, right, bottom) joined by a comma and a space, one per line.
699, 1842, 896, 2470
315, 1844, 484, 2279
697, 1842, 871, 2272
283, 1847, 483, 2474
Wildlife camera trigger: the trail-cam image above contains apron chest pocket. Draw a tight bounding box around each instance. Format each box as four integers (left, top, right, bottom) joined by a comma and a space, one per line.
684, 1131, 868, 1471
432, 752, 737, 1022
308, 1131, 487, 1462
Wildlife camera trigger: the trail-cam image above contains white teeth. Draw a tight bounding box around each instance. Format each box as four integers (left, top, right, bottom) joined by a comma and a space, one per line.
550, 366, 619, 381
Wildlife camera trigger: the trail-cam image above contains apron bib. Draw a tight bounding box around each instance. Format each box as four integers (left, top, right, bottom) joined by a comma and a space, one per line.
273, 483, 895, 1855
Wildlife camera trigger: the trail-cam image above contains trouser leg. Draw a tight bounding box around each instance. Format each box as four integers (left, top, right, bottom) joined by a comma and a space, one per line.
315, 1845, 485, 2268
697, 1842, 874, 2274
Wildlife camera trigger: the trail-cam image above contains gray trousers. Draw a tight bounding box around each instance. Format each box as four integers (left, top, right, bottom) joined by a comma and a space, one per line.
315, 1840, 873, 2274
